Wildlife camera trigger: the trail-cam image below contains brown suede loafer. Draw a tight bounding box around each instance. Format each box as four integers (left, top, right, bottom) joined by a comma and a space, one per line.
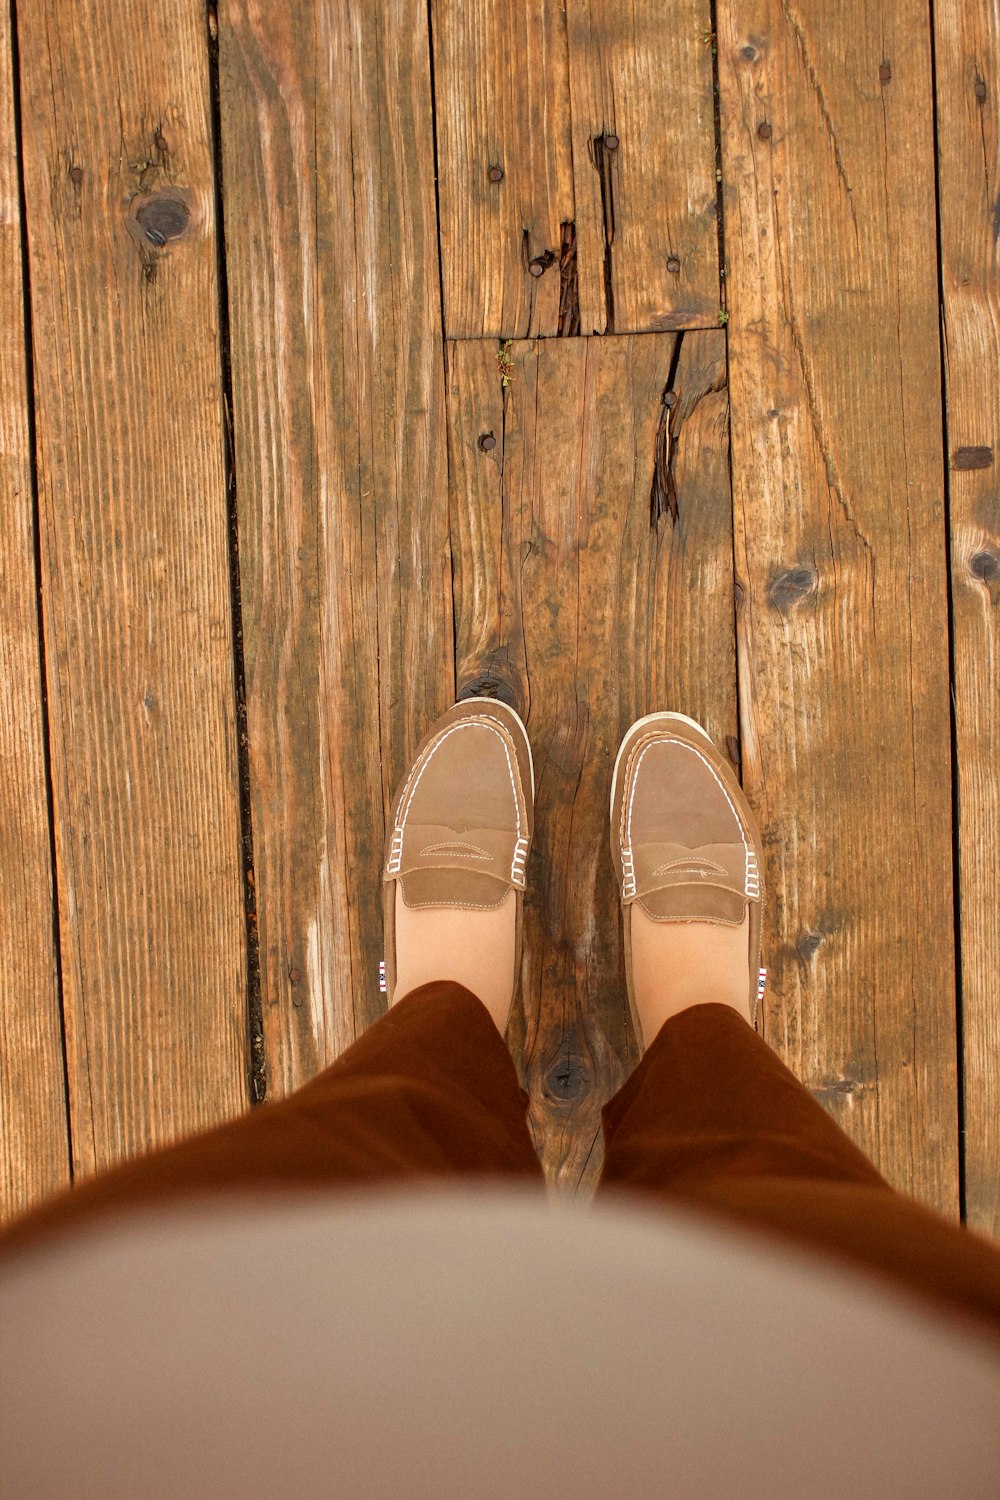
610, 712, 766, 1055
382, 698, 534, 1008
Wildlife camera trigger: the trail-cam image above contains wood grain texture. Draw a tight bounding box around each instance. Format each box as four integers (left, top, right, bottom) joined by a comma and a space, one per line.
448, 332, 736, 1189
16, 0, 247, 1173
717, 1, 958, 1211
433, 0, 719, 338
218, 0, 452, 1096
0, 3, 69, 1219
934, 0, 1000, 1236
566, 0, 720, 333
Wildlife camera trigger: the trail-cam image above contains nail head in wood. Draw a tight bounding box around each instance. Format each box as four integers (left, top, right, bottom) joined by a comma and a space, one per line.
488, 164, 504, 183
757, 121, 772, 140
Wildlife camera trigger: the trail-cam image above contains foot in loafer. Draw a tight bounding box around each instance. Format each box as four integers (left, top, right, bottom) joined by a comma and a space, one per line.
382, 698, 534, 1035
610, 712, 766, 1052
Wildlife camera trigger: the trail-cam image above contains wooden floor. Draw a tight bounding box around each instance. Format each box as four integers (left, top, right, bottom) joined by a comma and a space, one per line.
1, 0, 998, 1235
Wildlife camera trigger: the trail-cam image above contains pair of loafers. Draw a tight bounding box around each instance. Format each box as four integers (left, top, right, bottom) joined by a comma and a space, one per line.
382, 698, 765, 1050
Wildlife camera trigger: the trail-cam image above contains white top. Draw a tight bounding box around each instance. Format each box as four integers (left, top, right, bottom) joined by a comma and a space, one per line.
2, 1183, 999, 1498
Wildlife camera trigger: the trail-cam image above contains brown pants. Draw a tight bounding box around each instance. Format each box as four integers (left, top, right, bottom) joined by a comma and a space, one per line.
4, 985, 1000, 1336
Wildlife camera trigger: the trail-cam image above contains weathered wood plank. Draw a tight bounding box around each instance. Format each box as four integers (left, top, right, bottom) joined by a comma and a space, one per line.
432, 0, 574, 339
16, 0, 247, 1172
433, 0, 719, 338
717, 1, 958, 1210
448, 332, 736, 1189
0, 3, 69, 1219
218, 0, 452, 1096
934, 0, 1000, 1236
565, 0, 720, 333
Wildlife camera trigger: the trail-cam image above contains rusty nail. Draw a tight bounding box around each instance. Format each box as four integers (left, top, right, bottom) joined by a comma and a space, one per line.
662, 391, 678, 409
528, 259, 546, 277
667, 255, 681, 273
878, 59, 892, 82
69, 164, 84, 185
975, 77, 987, 102
478, 432, 497, 452
605, 133, 619, 150
757, 121, 772, 140
488, 164, 504, 182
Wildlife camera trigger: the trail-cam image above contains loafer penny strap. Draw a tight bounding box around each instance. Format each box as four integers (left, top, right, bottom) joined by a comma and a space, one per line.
384, 821, 529, 891
621, 838, 760, 912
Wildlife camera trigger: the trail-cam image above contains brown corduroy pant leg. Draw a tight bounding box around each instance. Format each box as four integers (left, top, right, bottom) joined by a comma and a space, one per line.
3, 984, 1000, 1342
597, 1001, 1000, 1336
0, 983, 544, 1254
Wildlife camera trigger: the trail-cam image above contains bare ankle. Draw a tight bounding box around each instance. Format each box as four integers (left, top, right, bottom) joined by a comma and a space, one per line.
391, 888, 517, 1033
630, 908, 752, 1048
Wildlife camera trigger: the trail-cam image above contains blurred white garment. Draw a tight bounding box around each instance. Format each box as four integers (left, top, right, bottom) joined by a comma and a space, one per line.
2, 1182, 998, 1498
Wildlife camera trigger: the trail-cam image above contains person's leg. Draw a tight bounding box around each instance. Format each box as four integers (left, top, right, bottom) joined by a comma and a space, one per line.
2, 698, 542, 1257
0, 981, 543, 1255
597, 1000, 1000, 1334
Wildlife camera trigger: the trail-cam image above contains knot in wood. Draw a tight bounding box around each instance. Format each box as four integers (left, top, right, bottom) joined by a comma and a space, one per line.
458, 674, 518, 710
952, 445, 993, 470
969, 550, 1000, 587
768, 565, 817, 614
544, 1056, 589, 1102
796, 929, 824, 959
136, 194, 190, 246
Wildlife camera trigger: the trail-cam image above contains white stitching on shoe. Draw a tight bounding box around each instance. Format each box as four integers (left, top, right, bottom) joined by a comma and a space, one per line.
651, 856, 728, 878
621, 845, 636, 899
419, 842, 494, 860
388, 716, 525, 881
